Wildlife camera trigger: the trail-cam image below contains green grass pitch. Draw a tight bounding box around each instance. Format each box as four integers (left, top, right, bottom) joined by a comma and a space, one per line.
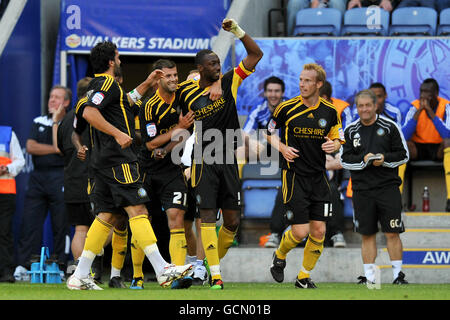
1, 282, 449, 300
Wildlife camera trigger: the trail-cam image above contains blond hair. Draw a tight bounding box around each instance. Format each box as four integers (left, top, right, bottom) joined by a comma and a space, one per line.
303, 63, 326, 84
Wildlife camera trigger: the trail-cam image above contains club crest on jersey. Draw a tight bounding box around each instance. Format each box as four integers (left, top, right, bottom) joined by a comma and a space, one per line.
146, 122, 157, 137
285, 210, 294, 221
268, 119, 276, 133
92, 92, 104, 105
137, 188, 147, 198
318, 118, 327, 128
377, 128, 385, 136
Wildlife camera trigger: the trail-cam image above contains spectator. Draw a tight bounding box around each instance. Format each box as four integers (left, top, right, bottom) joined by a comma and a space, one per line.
14, 86, 72, 281
347, 0, 399, 11
243, 76, 286, 141
287, 0, 347, 36
402, 78, 450, 211
369, 82, 402, 125
0, 125, 25, 282
397, 0, 450, 12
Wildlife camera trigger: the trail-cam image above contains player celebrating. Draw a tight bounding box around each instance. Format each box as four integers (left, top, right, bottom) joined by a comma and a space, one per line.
266, 63, 344, 288
67, 41, 192, 290
176, 19, 263, 289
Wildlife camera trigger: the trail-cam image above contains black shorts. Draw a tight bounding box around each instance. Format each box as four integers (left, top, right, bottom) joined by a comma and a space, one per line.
143, 167, 188, 212
66, 202, 94, 226
352, 185, 405, 235
282, 169, 332, 225
413, 142, 442, 161
184, 184, 199, 221
91, 161, 149, 215
191, 159, 241, 210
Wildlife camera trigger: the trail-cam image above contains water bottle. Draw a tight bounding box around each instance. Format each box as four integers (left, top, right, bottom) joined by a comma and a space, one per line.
422, 186, 430, 212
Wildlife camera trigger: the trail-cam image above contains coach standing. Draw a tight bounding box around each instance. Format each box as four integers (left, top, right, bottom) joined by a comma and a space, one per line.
14, 86, 71, 280
341, 89, 409, 285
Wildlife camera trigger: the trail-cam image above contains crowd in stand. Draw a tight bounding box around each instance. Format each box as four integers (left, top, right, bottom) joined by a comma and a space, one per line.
286, 0, 450, 36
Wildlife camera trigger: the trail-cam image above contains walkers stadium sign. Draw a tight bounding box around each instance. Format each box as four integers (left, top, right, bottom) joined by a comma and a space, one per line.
59, 0, 229, 54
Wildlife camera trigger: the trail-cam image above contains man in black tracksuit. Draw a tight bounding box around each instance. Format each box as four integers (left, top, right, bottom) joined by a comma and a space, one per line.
341, 89, 409, 285
15, 86, 72, 277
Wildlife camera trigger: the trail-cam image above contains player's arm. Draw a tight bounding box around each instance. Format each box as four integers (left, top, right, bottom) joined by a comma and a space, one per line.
83, 106, 132, 149
206, 77, 222, 101
265, 133, 299, 163
145, 111, 194, 152
326, 153, 343, 171
263, 114, 299, 162
72, 105, 90, 161
126, 69, 164, 105
322, 111, 345, 154
71, 131, 88, 161
222, 18, 263, 71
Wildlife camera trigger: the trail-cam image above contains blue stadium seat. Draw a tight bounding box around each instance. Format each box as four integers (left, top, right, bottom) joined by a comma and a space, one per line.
341, 7, 389, 36
294, 8, 342, 36
437, 8, 450, 36
389, 7, 437, 36
241, 163, 281, 219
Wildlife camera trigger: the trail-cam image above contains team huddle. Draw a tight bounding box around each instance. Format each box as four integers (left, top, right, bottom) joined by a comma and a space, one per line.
64, 18, 410, 291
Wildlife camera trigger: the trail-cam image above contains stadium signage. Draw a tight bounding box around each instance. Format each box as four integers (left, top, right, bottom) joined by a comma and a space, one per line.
403, 250, 450, 265
64, 35, 212, 51
59, 0, 227, 54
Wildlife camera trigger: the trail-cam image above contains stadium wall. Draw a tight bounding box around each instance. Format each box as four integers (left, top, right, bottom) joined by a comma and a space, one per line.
0, 0, 42, 261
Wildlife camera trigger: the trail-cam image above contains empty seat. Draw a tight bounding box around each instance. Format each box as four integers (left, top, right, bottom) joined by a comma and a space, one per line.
437, 7, 450, 36
341, 7, 390, 36
294, 8, 342, 36
389, 7, 437, 36
241, 163, 281, 219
